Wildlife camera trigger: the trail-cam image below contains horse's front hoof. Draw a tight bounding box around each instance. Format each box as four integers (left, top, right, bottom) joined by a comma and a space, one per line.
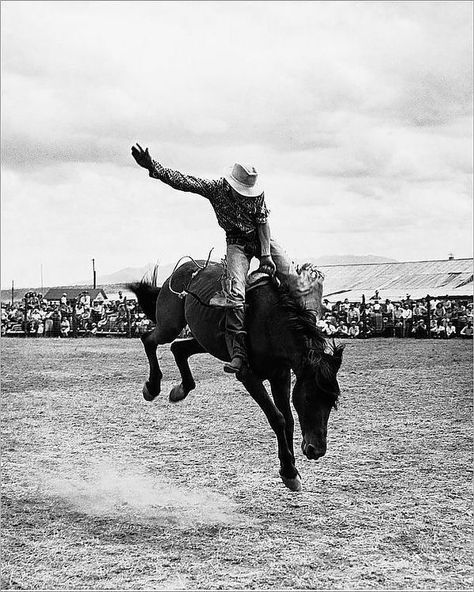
169, 384, 188, 403
280, 473, 302, 492
143, 382, 158, 402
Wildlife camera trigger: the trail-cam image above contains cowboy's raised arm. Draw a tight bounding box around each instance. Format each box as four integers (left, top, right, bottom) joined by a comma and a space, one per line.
131, 143, 220, 200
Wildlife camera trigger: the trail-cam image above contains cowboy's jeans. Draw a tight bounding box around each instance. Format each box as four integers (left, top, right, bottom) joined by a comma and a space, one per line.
224, 239, 296, 360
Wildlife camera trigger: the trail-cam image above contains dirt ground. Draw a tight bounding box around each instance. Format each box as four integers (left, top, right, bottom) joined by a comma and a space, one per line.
1, 337, 472, 590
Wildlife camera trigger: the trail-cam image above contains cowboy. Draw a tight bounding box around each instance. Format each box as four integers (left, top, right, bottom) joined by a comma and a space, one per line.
131, 143, 295, 374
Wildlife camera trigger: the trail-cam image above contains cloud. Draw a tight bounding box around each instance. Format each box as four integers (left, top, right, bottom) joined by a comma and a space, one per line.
1, 1, 472, 286
3, 2, 471, 163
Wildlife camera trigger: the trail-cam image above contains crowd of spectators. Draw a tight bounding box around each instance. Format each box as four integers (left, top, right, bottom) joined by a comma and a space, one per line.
1, 290, 155, 338
2, 289, 473, 340
317, 292, 473, 339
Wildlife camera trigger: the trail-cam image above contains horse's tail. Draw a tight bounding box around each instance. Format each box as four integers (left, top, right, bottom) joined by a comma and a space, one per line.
127, 280, 160, 323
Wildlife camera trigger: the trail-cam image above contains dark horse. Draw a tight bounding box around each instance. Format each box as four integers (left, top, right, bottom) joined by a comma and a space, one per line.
129, 260, 343, 491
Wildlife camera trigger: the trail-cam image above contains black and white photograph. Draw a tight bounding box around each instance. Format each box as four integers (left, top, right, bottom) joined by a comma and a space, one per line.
1, 1, 472, 590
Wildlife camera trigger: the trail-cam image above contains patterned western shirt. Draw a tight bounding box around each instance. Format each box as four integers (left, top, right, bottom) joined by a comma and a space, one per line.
148, 160, 269, 239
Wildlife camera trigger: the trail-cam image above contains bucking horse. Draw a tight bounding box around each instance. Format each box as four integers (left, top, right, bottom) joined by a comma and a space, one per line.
129, 259, 343, 491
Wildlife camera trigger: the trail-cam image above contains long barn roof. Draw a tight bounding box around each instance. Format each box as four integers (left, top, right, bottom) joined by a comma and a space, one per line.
319, 258, 473, 302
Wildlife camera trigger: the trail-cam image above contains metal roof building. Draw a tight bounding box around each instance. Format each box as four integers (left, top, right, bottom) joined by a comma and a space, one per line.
319, 258, 473, 302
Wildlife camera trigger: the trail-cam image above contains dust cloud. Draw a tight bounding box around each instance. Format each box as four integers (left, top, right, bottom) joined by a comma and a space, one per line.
42, 462, 247, 527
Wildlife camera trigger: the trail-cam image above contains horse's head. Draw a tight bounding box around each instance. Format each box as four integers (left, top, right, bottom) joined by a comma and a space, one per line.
292, 342, 343, 460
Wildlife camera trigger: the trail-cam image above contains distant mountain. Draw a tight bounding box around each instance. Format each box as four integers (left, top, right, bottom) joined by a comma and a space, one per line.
301, 254, 398, 266
96, 255, 398, 285
96, 262, 177, 285
98, 256, 398, 285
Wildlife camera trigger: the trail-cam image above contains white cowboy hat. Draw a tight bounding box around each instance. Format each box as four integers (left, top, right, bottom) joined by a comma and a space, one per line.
224, 163, 263, 198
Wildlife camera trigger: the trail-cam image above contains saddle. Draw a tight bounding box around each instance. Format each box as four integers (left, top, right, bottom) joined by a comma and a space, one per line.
246, 271, 280, 292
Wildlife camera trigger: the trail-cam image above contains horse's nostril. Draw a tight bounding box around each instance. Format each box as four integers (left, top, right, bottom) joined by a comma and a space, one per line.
305, 444, 325, 460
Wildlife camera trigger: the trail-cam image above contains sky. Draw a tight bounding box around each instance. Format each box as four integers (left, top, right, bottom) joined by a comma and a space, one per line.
1, 0, 473, 288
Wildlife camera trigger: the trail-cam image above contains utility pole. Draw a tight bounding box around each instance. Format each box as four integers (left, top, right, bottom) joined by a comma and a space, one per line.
40, 264, 44, 292
11, 280, 14, 306
92, 258, 97, 289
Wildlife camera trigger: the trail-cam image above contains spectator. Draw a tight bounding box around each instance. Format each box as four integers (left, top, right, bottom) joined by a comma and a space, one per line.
347, 304, 360, 324
460, 321, 473, 339
402, 303, 413, 337
324, 314, 338, 336
91, 301, 104, 325
434, 302, 446, 324
75, 301, 85, 317
82, 306, 91, 329
383, 299, 394, 319
412, 301, 427, 324
373, 304, 383, 334
412, 318, 427, 339
341, 298, 350, 315
135, 314, 153, 336
394, 304, 404, 337
28, 307, 43, 335
445, 321, 456, 339
363, 321, 373, 338
322, 299, 332, 316
51, 307, 61, 337
433, 320, 446, 339
370, 290, 381, 303
1, 306, 8, 336
44, 308, 54, 337
80, 291, 91, 308
348, 321, 360, 339
336, 320, 349, 338
60, 316, 70, 338
453, 304, 465, 332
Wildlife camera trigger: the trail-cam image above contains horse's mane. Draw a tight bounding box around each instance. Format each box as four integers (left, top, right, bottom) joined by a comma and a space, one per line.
277, 284, 344, 408
276, 284, 326, 352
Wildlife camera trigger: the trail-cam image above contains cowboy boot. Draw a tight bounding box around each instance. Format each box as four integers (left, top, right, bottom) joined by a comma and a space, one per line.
210, 266, 240, 308
223, 308, 247, 374
209, 291, 241, 308
223, 355, 244, 373
223, 331, 248, 373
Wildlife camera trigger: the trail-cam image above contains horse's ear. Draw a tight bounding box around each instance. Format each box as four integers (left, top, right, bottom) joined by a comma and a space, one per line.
332, 342, 344, 371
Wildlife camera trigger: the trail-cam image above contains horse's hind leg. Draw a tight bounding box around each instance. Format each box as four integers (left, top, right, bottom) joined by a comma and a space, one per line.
169, 338, 205, 402
141, 292, 186, 402
141, 327, 164, 401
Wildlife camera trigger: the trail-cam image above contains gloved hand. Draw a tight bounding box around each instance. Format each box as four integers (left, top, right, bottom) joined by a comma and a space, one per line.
258, 255, 276, 277
131, 143, 153, 170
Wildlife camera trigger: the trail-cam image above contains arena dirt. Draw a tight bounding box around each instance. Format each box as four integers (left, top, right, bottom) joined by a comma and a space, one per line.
1, 337, 472, 590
